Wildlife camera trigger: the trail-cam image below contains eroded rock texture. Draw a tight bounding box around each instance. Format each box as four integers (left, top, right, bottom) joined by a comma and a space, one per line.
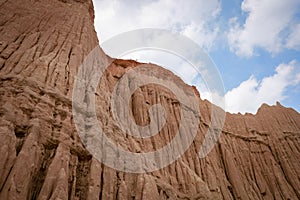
0, 0, 299, 199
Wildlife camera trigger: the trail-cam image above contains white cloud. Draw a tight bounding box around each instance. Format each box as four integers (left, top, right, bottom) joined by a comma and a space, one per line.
94, 0, 224, 107
228, 0, 300, 57
121, 50, 199, 84
93, 0, 221, 50
93, 0, 300, 114
286, 23, 300, 50
225, 60, 300, 114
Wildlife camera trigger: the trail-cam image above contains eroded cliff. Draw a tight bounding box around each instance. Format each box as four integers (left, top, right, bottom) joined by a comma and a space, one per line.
0, 0, 299, 199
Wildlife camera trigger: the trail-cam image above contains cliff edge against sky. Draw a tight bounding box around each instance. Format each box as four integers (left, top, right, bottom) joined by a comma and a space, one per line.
0, 0, 299, 199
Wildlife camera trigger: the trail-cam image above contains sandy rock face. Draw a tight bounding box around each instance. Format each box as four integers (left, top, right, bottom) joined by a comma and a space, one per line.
0, 0, 300, 199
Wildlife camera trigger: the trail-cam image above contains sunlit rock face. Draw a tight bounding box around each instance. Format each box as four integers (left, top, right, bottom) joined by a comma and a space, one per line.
0, 0, 300, 199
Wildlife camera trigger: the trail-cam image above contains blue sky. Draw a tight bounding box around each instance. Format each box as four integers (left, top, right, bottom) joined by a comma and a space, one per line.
93, 0, 300, 114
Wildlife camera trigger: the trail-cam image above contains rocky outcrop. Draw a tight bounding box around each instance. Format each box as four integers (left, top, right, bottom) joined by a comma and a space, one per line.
0, 0, 299, 199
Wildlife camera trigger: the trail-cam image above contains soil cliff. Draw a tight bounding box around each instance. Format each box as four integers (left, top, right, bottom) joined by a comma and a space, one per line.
0, 0, 299, 199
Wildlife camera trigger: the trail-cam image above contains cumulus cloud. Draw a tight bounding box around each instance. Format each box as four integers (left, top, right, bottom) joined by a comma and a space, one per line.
228, 0, 300, 57
93, 0, 300, 114
93, 0, 221, 50
94, 0, 224, 107
225, 61, 300, 114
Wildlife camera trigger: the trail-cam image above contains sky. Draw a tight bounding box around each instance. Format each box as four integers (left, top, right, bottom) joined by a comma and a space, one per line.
93, 0, 300, 114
